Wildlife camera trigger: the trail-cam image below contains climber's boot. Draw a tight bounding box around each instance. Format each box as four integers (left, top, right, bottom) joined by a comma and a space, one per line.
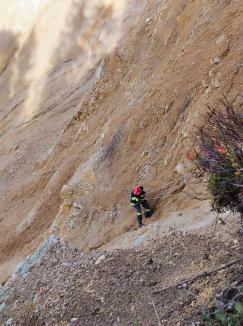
139, 222, 145, 228
144, 209, 154, 218
137, 214, 145, 228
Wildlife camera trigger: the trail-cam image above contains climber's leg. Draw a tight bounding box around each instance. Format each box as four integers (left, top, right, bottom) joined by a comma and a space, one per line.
141, 200, 154, 218
134, 203, 144, 227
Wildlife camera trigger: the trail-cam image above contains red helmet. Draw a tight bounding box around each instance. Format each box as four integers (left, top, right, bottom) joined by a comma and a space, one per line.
133, 185, 142, 196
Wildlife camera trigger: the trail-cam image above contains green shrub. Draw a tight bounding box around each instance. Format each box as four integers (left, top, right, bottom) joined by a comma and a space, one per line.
203, 302, 243, 326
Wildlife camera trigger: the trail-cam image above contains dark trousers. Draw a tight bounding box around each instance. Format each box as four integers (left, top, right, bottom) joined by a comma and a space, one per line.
134, 200, 152, 226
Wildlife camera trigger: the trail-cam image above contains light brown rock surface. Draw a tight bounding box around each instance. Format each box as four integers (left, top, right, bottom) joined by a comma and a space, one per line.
0, 0, 242, 288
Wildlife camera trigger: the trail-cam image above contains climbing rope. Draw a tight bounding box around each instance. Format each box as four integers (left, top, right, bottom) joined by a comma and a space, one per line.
145, 175, 186, 195
141, 176, 188, 200
129, 174, 207, 201
146, 193, 175, 200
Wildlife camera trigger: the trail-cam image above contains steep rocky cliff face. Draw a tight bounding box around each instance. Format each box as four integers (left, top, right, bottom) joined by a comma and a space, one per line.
0, 0, 242, 289
0, 0, 147, 282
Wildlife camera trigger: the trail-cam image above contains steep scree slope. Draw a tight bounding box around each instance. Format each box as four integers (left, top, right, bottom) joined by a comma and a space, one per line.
0, 223, 242, 325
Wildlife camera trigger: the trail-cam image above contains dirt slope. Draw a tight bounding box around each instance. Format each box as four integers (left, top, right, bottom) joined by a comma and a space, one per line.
0, 218, 242, 325
0, 0, 242, 285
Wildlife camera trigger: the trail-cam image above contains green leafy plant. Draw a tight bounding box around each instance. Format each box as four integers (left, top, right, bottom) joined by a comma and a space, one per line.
203, 302, 243, 326
201, 284, 243, 325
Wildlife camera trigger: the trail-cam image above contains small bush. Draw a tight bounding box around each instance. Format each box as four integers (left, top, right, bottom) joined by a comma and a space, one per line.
202, 283, 243, 326
203, 303, 243, 326
191, 98, 243, 212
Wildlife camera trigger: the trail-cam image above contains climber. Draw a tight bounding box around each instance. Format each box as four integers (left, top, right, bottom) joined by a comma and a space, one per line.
130, 185, 153, 228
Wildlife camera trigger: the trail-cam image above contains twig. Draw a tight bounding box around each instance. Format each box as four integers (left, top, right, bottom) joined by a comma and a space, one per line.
145, 176, 185, 195
187, 184, 198, 193
146, 194, 175, 200
212, 213, 220, 235
152, 257, 243, 294
151, 299, 162, 326
182, 190, 209, 201
224, 292, 242, 307
212, 213, 229, 234
230, 183, 243, 188
218, 217, 227, 225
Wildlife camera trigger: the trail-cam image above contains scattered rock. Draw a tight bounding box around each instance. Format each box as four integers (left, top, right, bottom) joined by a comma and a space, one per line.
0, 302, 6, 312
141, 151, 149, 157
63, 199, 73, 207
226, 301, 234, 312
148, 281, 158, 287
12, 144, 19, 152
178, 282, 188, 289
91, 307, 100, 315
210, 57, 221, 65
61, 185, 75, 199
32, 292, 39, 304
95, 255, 106, 265
72, 209, 80, 217
202, 80, 209, 88
208, 68, 216, 77
176, 162, 185, 174
176, 161, 195, 175
211, 78, 220, 88
181, 283, 188, 289
216, 34, 225, 44
65, 219, 75, 229
73, 202, 83, 209
99, 297, 105, 303
5, 318, 13, 326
